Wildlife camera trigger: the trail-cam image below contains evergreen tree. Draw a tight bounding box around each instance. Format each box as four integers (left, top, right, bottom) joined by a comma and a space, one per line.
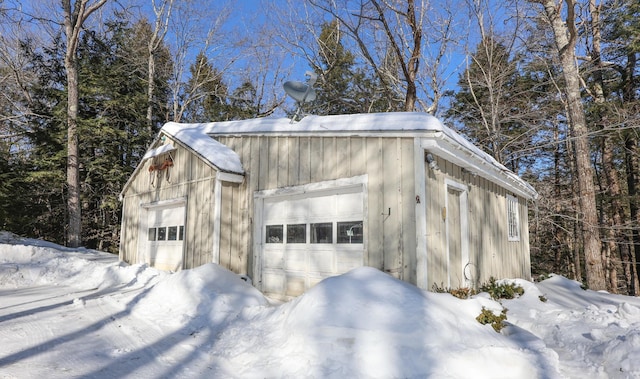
229, 80, 259, 119
310, 20, 400, 115
130, 18, 173, 128
446, 37, 536, 172
182, 52, 262, 122
183, 52, 231, 122
314, 20, 356, 115
15, 35, 69, 244
10, 17, 168, 252
75, 19, 156, 252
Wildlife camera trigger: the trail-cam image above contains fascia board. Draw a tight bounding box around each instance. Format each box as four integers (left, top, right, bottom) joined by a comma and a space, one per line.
420, 135, 538, 200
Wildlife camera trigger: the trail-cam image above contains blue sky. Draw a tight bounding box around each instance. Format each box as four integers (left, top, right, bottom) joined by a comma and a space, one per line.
4, 0, 524, 117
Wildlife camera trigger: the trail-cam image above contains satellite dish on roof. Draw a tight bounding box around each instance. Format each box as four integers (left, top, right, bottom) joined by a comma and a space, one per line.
284, 71, 317, 122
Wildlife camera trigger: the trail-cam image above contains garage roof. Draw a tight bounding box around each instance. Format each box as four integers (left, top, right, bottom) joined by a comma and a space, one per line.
161, 123, 244, 175
158, 112, 537, 200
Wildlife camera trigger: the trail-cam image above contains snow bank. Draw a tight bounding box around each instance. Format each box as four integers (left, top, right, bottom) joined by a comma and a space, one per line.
132, 263, 268, 328
3, 233, 640, 378
504, 274, 640, 378
0, 231, 123, 289
210, 267, 559, 378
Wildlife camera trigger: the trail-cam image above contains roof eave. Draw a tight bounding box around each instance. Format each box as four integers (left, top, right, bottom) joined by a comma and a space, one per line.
420, 133, 538, 200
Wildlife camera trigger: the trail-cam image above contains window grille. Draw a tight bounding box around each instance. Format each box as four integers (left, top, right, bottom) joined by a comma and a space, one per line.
507, 194, 520, 241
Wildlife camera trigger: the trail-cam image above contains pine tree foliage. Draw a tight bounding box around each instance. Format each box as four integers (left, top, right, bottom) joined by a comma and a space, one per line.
309, 20, 401, 115
0, 17, 169, 252
447, 37, 539, 171
183, 52, 262, 122
184, 52, 230, 122
75, 20, 158, 252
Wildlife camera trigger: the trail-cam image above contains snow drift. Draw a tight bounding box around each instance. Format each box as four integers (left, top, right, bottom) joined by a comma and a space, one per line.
1, 231, 640, 378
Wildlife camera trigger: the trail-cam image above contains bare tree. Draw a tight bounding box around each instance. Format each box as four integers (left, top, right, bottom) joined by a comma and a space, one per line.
62, 0, 108, 247
146, 0, 173, 131
161, 1, 236, 122
530, 0, 606, 290
165, 1, 284, 122
0, 16, 35, 133
305, 0, 456, 114
451, 0, 534, 165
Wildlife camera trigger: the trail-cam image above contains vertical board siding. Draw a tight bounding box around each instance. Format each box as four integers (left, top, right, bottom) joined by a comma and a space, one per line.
215, 135, 415, 283
299, 137, 311, 184
119, 136, 217, 270
289, 137, 300, 186
366, 138, 384, 270
423, 155, 531, 289
336, 138, 349, 179
400, 138, 417, 284
122, 133, 531, 291
425, 155, 446, 288
310, 137, 323, 183
382, 138, 402, 278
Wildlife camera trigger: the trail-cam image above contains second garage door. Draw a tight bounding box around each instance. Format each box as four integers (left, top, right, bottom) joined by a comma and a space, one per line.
144, 202, 186, 271
259, 186, 364, 298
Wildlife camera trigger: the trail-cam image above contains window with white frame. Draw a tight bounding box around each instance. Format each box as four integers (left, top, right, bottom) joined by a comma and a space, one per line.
507, 194, 520, 241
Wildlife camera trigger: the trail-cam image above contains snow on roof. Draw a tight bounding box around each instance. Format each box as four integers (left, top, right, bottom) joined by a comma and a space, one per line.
192, 112, 445, 134
160, 113, 537, 199
161, 122, 244, 175
142, 143, 176, 160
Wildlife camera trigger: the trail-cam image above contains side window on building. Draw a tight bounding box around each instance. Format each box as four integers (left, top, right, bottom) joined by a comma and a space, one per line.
507, 194, 520, 241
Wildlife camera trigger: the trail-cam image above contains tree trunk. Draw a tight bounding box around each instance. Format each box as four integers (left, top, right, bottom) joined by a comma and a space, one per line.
370, 0, 421, 112
535, 0, 606, 289
147, 0, 174, 129
603, 136, 632, 294
589, 0, 622, 292
404, 0, 421, 112
64, 54, 81, 248
62, 0, 108, 248
626, 134, 640, 294
568, 136, 581, 281
622, 49, 639, 295
147, 50, 155, 132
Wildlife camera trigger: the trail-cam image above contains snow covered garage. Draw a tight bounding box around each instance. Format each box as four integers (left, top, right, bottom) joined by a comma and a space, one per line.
119, 112, 538, 300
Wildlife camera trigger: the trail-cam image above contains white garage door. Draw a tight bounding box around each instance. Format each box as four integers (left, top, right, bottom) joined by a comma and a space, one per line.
144, 203, 186, 271
260, 186, 364, 298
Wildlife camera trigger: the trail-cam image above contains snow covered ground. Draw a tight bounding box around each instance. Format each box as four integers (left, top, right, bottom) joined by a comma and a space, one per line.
1, 231, 640, 378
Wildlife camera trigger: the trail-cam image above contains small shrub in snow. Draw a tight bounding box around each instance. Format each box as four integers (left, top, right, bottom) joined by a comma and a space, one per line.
432, 283, 448, 293
449, 287, 475, 299
536, 273, 549, 282
539, 295, 548, 302
476, 307, 507, 332
432, 283, 476, 299
480, 277, 524, 300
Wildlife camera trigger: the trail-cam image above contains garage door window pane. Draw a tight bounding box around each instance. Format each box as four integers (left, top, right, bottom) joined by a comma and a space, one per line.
167, 226, 178, 241
157, 227, 167, 241
287, 224, 306, 243
148, 228, 156, 241
337, 221, 363, 244
311, 222, 333, 243
178, 225, 184, 241
266, 225, 283, 243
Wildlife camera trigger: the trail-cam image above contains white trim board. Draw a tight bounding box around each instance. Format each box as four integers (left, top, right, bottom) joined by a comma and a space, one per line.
444, 178, 469, 288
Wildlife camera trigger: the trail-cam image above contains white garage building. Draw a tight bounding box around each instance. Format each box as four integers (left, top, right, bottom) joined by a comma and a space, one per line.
119, 112, 537, 300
